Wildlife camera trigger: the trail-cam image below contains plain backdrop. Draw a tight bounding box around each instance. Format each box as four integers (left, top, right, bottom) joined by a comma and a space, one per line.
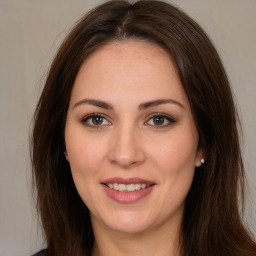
0, 0, 255, 255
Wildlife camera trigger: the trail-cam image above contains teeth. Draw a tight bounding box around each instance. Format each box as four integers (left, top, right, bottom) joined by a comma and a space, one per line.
107, 183, 150, 192
118, 184, 126, 191
127, 184, 135, 192
135, 184, 141, 190
114, 183, 118, 190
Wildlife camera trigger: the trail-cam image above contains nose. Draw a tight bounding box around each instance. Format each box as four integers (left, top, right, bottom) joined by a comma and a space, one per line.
108, 124, 146, 169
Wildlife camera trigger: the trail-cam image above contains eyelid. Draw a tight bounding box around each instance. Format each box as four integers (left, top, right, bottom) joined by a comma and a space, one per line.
80, 112, 175, 129
145, 112, 176, 127
81, 113, 112, 128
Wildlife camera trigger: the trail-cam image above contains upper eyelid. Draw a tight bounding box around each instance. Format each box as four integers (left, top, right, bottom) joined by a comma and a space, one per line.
146, 112, 175, 121
81, 113, 111, 122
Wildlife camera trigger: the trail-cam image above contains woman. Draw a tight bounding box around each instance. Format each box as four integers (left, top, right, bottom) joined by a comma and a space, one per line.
31, 0, 256, 255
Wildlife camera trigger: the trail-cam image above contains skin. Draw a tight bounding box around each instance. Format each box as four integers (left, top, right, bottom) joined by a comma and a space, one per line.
65, 40, 204, 256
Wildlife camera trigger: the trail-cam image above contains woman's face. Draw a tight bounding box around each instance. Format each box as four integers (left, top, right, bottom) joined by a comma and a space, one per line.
65, 40, 203, 234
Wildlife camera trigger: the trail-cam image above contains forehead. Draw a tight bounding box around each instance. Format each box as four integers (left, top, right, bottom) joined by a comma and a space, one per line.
70, 40, 188, 107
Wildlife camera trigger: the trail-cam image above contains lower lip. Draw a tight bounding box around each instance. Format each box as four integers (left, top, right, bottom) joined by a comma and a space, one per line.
102, 184, 155, 203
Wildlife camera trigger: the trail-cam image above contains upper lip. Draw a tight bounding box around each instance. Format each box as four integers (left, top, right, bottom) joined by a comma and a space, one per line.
101, 177, 156, 185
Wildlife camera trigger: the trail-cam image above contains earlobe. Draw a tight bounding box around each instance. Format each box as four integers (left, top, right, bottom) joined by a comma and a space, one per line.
64, 151, 69, 161
195, 149, 206, 167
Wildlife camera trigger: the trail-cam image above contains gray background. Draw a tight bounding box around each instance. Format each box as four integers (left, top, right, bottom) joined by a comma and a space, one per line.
0, 0, 255, 255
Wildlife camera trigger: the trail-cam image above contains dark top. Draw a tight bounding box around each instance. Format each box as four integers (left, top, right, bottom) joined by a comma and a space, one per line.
31, 249, 47, 256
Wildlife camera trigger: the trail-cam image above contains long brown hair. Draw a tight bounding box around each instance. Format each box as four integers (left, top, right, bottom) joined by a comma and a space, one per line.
31, 1, 256, 255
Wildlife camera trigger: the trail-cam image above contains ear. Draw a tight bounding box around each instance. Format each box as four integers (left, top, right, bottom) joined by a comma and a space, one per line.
64, 151, 69, 161
195, 148, 206, 167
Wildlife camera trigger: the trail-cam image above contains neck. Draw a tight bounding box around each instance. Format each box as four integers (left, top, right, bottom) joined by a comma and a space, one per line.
91, 216, 182, 256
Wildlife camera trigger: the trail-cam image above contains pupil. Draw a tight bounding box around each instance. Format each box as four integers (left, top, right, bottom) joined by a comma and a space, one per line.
92, 116, 103, 125
154, 116, 164, 125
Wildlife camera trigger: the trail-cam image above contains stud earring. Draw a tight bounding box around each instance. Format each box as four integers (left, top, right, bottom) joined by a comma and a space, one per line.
200, 158, 205, 164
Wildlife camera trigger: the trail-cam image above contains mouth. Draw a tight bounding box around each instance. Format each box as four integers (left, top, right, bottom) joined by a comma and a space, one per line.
101, 177, 155, 203
103, 183, 153, 192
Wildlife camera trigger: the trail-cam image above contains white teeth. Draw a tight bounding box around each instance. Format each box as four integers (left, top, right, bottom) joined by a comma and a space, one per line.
118, 184, 126, 191
135, 184, 141, 190
113, 183, 118, 190
107, 183, 150, 192
127, 184, 135, 192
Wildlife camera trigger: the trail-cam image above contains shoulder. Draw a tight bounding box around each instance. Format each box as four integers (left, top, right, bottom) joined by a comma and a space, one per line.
31, 249, 47, 256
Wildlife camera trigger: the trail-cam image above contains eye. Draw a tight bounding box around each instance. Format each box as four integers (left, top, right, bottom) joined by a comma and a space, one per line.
146, 113, 175, 128
82, 114, 111, 128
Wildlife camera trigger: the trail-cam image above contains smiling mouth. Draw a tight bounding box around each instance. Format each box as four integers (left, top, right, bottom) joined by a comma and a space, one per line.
104, 183, 152, 192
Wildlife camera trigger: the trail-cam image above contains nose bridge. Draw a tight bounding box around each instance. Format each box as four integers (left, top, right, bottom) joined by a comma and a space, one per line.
109, 120, 145, 167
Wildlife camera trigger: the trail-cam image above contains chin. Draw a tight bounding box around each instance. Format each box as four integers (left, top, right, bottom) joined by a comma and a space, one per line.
94, 210, 156, 234
109, 220, 153, 234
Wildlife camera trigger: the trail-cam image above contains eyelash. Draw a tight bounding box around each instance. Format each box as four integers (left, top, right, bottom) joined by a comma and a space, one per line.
81, 113, 111, 129
81, 112, 175, 129
145, 113, 176, 128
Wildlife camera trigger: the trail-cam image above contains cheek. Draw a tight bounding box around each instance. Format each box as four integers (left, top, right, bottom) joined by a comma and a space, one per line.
68, 140, 106, 174
65, 125, 108, 176
151, 136, 197, 170
147, 127, 198, 189
149, 133, 197, 209
65, 133, 108, 207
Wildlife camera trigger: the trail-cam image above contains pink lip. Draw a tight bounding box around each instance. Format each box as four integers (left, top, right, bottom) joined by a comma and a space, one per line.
101, 177, 156, 204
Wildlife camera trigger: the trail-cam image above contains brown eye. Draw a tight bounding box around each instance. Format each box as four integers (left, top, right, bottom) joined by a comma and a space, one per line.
146, 114, 175, 128
82, 114, 111, 127
92, 116, 104, 125
153, 116, 165, 125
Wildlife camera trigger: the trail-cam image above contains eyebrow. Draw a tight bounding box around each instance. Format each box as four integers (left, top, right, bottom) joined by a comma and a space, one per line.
138, 99, 184, 110
73, 98, 184, 110
73, 99, 114, 110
